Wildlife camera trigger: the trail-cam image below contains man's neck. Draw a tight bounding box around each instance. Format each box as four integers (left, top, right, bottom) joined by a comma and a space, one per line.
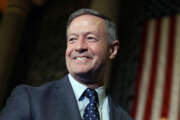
70, 73, 104, 89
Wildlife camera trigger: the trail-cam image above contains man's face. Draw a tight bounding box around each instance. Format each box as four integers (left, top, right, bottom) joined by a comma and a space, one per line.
66, 15, 118, 80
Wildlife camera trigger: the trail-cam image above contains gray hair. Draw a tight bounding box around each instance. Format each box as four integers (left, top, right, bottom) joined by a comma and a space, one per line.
66, 8, 118, 44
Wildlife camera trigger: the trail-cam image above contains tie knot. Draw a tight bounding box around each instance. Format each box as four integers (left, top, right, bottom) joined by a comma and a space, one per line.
80, 88, 99, 104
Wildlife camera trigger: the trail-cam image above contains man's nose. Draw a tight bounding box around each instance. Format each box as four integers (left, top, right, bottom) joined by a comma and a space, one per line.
75, 38, 88, 53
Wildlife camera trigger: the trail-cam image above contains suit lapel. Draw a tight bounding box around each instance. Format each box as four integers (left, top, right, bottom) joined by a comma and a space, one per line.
109, 96, 132, 120
109, 96, 122, 120
109, 96, 116, 120
53, 76, 130, 120
54, 75, 81, 120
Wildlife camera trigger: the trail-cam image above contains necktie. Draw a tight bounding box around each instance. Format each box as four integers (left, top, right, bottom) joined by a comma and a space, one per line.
79, 88, 100, 120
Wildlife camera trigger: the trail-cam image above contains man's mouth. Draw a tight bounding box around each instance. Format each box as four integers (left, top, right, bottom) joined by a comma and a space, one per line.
74, 56, 91, 60
75, 57, 88, 60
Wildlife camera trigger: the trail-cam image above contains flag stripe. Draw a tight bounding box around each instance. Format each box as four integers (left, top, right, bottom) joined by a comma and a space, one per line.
131, 15, 180, 120
169, 15, 180, 120
177, 15, 180, 120
143, 19, 162, 120
150, 17, 169, 120
135, 20, 156, 120
160, 16, 176, 118
131, 22, 149, 118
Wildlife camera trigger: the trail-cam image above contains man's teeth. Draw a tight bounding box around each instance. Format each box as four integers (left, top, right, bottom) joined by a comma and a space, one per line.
76, 57, 88, 60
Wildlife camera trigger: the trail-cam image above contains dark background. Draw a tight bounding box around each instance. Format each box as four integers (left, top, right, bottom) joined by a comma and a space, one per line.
0, 0, 180, 112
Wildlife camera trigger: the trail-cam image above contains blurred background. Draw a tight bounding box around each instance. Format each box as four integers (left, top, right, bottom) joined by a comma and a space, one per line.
0, 0, 180, 120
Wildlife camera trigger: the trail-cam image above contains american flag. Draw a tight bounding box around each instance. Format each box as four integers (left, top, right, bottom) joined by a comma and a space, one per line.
131, 14, 180, 120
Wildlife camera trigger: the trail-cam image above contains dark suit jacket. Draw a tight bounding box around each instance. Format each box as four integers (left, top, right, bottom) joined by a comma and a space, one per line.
0, 75, 132, 120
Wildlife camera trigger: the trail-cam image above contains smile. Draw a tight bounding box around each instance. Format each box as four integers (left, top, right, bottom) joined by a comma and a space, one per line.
72, 56, 92, 63
75, 57, 88, 60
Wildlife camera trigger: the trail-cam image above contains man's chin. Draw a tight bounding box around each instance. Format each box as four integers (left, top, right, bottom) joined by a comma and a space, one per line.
71, 71, 90, 78
72, 72, 102, 84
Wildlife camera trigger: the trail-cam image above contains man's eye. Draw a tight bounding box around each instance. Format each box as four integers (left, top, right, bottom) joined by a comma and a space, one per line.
87, 36, 97, 41
68, 38, 77, 43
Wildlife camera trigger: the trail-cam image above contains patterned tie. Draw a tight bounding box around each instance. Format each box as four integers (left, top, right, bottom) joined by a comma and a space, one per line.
79, 88, 100, 120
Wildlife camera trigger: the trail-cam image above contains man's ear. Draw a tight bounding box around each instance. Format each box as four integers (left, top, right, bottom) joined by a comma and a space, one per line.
109, 40, 119, 59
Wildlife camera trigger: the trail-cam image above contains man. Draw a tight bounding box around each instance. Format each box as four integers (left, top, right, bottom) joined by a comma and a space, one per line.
0, 9, 132, 120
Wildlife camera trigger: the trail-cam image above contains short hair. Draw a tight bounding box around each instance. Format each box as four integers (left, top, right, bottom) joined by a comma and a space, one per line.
66, 8, 118, 44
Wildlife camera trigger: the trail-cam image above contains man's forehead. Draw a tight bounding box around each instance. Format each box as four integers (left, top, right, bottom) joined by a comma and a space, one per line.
69, 14, 106, 26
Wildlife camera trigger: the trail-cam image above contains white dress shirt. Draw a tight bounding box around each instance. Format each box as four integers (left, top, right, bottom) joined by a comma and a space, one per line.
68, 74, 109, 120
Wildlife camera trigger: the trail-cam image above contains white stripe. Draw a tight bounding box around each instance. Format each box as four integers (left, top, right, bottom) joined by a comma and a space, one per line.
169, 14, 180, 120
150, 17, 169, 120
135, 20, 156, 120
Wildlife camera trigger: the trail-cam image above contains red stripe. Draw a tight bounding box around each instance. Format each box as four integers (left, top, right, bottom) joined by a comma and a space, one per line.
160, 16, 176, 118
131, 21, 149, 119
143, 18, 162, 120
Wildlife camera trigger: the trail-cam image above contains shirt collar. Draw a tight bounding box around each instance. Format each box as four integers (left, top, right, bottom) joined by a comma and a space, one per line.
68, 74, 106, 106
68, 74, 87, 102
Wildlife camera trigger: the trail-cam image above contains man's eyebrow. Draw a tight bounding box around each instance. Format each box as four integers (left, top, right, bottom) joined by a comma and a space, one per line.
68, 32, 101, 39
68, 33, 78, 37
85, 32, 98, 36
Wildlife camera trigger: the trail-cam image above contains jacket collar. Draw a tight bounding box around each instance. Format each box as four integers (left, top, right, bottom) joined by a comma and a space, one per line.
54, 75, 81, 120
54, 75, 128, 120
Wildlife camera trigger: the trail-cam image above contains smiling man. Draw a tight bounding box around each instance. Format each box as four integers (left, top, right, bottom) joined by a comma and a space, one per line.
66, 13, 117, 88
0, 9, 132, 120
